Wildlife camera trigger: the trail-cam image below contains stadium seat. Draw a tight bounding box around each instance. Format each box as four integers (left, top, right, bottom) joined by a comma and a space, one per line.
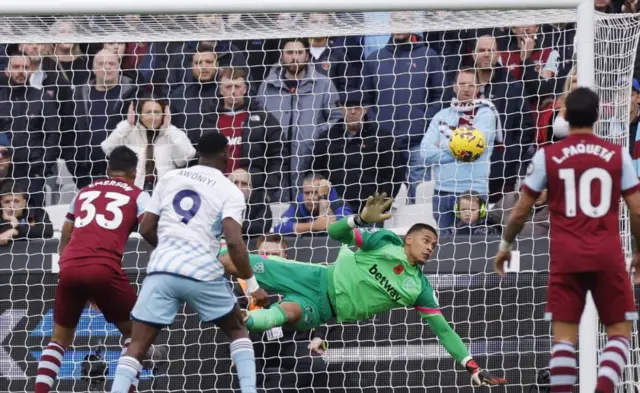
393, 183, 408, 208
270, 203, 291, 228
415, 181, 435, 205
384, 203, 435, 233
45, 204, 70, 232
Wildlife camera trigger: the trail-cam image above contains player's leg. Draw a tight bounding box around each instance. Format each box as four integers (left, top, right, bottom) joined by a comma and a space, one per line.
545, 273, 587, 393
190, 278, 258, 393
110, 275, 181, 393
244, 301, 303, 331
35, 268, 88, 393
592, 268, 638, 393
243, 258, 332, 331
92, 267, 144, 393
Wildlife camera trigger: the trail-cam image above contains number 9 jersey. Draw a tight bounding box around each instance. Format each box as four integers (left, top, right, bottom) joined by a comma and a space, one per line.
61, 178, 150, 270
144, 165, 246, 281
522, 133, 640, 273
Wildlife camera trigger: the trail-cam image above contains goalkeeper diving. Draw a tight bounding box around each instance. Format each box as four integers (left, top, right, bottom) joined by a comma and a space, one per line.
220, 193, 506, 386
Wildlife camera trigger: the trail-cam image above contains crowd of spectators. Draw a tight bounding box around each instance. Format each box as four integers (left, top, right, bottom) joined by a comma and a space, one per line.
0, 0, 638, 243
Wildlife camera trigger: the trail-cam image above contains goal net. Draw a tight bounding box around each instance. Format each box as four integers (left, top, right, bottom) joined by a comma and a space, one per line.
0, 6, 638, 393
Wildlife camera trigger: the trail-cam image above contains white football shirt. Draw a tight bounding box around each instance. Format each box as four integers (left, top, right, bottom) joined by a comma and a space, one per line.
145, 165, 246, 281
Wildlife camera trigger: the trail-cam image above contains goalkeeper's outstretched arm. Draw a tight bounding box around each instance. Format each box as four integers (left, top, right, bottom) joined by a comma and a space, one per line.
421, 312, 506, 386
328, 192, 393, 245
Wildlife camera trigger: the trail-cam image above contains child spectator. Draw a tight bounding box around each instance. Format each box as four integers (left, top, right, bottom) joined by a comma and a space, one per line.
0, 181, 53, 244
446, 192, 496, 235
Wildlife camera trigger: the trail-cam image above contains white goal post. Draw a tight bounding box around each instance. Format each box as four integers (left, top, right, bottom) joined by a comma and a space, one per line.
2, 1, 639, 393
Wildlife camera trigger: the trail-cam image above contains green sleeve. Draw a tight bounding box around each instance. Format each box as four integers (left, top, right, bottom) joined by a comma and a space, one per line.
415, 275, 470, 365
327, 218, 402, 251
421, 313, 471, 365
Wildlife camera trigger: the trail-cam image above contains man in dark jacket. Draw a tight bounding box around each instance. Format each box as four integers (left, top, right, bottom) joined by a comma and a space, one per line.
0, 49, 59, 207
170, 43, 220, 143
16, 43, 79, 186
72, 49, 137, 188
215, 67, 283, 198
229, 168, 273, 237
362, 31, 444, 202
472, 35, 535, 202
312, 91, 405, 213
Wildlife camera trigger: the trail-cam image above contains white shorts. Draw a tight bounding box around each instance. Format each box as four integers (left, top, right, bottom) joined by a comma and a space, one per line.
131, 274, 236, 326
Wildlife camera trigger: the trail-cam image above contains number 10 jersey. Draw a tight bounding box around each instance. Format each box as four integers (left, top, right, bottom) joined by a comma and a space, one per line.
145, 165, 246, 282
61, 177, 149, 271
522, 133, 640, 273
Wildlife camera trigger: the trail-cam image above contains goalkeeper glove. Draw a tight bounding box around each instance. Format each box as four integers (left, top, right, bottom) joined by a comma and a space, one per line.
357, 192, 393, 225
465, 359, 507, 386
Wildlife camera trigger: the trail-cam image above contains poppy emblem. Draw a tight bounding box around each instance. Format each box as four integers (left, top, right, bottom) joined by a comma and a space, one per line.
393, 264, 404, 274
322, 62, 330, 71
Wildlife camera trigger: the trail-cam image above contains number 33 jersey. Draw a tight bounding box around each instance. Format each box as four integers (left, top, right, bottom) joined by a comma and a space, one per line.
61, 177, 149, 270
145, 165, 246, 281
523, 133, 640, 273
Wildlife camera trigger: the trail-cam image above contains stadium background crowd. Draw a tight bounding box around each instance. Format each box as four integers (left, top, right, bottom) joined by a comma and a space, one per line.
0, 0, 638, 243
0, 1, 638, 392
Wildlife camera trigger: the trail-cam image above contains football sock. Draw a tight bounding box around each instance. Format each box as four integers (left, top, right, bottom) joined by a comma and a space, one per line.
245, 306, 287, 331
121, 338, 140, 393
230, 338, 257, 393
549, 340, 576, 393
35, 341, 65, 393
111, 356, 142, 393
596, 335, 630, 393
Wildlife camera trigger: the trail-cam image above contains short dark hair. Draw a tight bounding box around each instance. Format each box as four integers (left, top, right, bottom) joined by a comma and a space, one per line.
197, 132, 229, 158
195, 41, 216, 53
108, 146, 138, 172
565, 87, 600, 128
407, 223, 439, 238
280, 38, 309, 52
135, 91, 169, 115
256, 234, 288, 249
0, 180, 26, 198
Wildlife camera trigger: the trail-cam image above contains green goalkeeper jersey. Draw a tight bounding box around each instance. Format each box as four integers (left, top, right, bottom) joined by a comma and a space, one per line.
328, 230, 440, 323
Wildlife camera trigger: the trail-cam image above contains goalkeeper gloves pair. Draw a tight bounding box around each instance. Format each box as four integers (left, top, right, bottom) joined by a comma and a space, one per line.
465, 359, 507, 386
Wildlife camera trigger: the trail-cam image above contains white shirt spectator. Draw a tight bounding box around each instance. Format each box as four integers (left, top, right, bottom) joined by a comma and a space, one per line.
101, 120, 196, 189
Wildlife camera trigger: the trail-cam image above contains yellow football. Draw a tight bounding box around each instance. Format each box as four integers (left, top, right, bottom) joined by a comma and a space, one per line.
449, 127, 486, 162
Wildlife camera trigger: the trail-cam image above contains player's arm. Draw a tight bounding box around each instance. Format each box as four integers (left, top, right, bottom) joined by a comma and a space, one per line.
495, 150, 547, 276
328, 193, 393, 249
416, 281, 506, 386
139, 189, 161, 248
620, 150, 640, 282
58, 193, 79, 255
58, 221, 74, 256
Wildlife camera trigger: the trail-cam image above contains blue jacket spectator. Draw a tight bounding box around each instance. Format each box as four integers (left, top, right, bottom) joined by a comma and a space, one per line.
420, 68, 498, 230
274, 175, 353, 235
421, 102, 497, 193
